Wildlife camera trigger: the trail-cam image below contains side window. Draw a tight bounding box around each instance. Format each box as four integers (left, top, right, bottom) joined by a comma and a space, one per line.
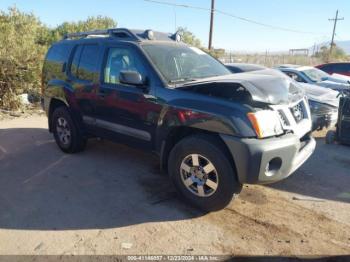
286, 72, 306, 83
330, 64, 340, 73
70, 44, 100, 82
104, 47, 145, 84
345, 64, 350, 72
318, 64, 330, 72
335, 64, 350, 73
44, 44, 73, 78
70, 45, 83, 78
46, 44, 72, 66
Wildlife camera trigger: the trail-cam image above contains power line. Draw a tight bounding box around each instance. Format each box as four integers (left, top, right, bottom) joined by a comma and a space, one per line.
144, 0, 324, 35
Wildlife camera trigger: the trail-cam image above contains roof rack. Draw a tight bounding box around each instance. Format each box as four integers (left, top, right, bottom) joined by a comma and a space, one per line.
63, 28, 139, 41
63, 28, 182, 43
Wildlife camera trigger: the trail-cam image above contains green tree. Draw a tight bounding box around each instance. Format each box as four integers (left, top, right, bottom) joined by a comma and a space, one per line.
177, 27, 202, 48
50, 16, 117, 44
0, 7, 117, 110
315, 45, 348, 62
177, 27, 225, 59
0, 7, 47, 110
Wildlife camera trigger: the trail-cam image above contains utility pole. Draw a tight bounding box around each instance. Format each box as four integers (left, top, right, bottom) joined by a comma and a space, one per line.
328, 10, 344, 58
208, 0, 215, 50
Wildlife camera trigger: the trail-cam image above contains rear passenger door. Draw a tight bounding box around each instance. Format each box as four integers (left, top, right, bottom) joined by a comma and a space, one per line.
67, 43, 103, 125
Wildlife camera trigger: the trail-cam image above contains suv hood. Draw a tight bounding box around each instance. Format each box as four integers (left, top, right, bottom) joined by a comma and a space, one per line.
181, 73, 304, 105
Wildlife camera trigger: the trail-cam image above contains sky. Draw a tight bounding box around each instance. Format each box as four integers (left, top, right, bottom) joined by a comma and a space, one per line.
0, 0, 349, 52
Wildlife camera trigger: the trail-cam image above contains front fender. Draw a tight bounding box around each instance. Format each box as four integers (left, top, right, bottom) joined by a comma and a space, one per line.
154, 99, 256, 154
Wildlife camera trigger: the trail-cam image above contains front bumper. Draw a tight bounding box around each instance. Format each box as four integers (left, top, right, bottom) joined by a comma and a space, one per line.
220, 133, 316, 184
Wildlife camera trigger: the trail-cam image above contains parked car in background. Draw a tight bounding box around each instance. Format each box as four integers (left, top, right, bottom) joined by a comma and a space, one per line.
277, 65, 350, 92
326, 94, 350, 145
225, 63, 267, 73
301, 84, 339, 130
316, 62, 350, 77
226, 63, 339, 130
41, 29, 316, 211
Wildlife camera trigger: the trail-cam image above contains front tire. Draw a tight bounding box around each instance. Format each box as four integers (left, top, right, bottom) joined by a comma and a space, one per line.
168, 135, 242, 212
52, 107, 87, 153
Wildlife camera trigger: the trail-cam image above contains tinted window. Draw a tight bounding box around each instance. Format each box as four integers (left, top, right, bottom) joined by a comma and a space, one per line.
104, 47, 146, 84
333, 64, 350, 73
44, 44, 73, 79
320, 64, 332, 71
46, 44, 72, 65
70, 44, 100, 82
70, 45, 83, 77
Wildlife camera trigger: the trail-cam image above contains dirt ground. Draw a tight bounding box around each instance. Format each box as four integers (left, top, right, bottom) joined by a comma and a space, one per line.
0, 115, 349, 258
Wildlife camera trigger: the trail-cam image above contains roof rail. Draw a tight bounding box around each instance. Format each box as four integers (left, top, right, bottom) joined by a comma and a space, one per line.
63, 28, 139, 41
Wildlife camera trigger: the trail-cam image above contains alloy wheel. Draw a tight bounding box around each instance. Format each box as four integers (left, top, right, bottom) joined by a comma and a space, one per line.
180, 154, 219, 197
56, 117, 71, 146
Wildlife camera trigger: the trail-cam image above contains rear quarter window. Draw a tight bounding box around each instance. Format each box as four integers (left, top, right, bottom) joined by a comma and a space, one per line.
43, 43, 73, 81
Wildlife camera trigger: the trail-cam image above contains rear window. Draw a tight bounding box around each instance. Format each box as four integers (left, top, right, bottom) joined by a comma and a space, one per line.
69, 44, 100, 82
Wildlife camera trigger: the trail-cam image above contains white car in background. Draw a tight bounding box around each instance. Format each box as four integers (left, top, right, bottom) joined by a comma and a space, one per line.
277, 65, 350, 92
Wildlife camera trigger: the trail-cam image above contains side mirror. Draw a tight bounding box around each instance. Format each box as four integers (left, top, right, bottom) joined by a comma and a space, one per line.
119, 71, 144, 86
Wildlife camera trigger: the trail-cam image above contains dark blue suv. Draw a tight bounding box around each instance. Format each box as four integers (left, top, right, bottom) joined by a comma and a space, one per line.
42, 28, 315, 211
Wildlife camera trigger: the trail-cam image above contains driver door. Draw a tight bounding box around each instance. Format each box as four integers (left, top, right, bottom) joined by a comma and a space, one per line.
93, 44, 159, 148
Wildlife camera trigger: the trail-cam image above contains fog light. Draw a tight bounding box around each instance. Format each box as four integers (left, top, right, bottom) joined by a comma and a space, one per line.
265, 157, 282, 177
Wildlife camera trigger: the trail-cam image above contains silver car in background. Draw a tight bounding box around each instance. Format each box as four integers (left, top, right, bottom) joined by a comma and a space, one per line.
277, 65, 350, 92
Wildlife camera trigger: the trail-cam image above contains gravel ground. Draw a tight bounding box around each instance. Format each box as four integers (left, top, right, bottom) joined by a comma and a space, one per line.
0, 116, 349, 258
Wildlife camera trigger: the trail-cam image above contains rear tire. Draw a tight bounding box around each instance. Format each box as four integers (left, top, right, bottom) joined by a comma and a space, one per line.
168, 135, 242, 212
325, 130, 336, 144
52, 107, 87, 153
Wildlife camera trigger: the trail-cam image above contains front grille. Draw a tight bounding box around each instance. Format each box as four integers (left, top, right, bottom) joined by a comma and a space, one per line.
278, 110, 290, 126
290, 102, 305, 123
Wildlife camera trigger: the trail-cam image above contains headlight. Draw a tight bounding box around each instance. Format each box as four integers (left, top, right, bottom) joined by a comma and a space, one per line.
247, 110, 284, 138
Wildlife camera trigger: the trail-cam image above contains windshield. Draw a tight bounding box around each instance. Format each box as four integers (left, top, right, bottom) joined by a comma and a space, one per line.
300, 68, 329, 82
142, 43, 231, 84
